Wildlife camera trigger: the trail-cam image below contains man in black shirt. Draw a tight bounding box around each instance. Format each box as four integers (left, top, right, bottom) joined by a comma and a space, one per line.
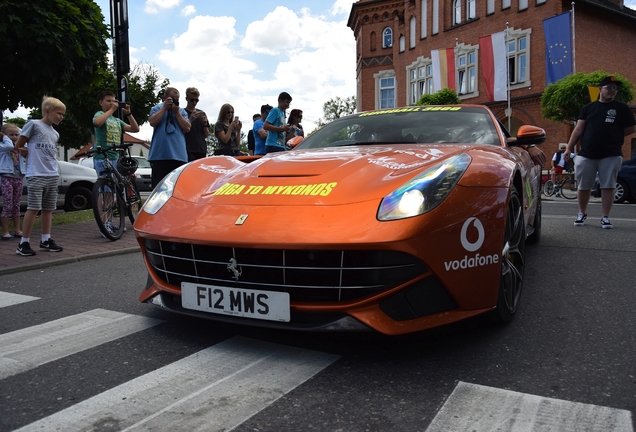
184, 87, 210, 162
565, 76, 636, 228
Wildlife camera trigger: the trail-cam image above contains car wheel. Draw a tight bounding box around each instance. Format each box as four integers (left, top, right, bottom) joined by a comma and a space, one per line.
526, 193, 541, 245
614, 179, 629, 204
491, 188, 525, 323
64, 186, 92, 212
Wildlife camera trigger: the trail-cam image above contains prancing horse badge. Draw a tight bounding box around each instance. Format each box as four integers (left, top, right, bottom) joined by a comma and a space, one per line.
235, 214, 248, 225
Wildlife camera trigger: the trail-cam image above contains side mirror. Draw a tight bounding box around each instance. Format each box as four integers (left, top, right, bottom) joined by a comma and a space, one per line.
510, 125, 546, 146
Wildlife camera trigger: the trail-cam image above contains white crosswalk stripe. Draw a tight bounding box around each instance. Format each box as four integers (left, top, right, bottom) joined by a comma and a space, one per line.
0, 308, 164, 379
426, 381, 633, 432
0, 290, 39, 308
14, 335, 340, 432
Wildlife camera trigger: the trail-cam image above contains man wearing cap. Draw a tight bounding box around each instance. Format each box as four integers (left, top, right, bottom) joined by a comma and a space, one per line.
565, 76, 636, 228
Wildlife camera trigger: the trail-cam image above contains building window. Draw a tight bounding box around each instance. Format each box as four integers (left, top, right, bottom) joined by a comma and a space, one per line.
502, 0, 511, 9
454, 0, 475, 25
456, 44, 478, 97
453, 0, 462, 25
407, 57, 434, 105
536, 0, 546, 4
374, 70, 397, 109
487, 0, 494, 14
432, 0, 439, 34
383, 28, 393, 48
421, 0, 428, 38
519, 0, 528, 10
467, 0, 476, 19
370, 31, 377, 51
410, 17, 416, 48
399, 35, 405, 52
507, 28, 531, 89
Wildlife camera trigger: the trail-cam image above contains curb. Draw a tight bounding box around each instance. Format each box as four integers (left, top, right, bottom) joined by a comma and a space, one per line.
0, 246, 140, 276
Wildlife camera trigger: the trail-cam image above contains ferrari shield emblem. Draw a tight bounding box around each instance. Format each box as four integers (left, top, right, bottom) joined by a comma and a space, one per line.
235, 214, 248, 225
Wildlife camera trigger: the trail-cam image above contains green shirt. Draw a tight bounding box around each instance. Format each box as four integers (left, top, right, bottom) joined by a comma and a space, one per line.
93, 111, 127, 160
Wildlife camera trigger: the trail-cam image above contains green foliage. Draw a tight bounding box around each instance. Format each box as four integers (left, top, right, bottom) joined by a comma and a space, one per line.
317, 96, 356, 127
3, 117, 26, 128
541, 71, 634, 123
416, 88, 462, 106
0, 0, 109, 110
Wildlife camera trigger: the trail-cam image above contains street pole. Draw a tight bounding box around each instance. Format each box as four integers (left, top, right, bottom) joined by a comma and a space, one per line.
110, 0, 130, 145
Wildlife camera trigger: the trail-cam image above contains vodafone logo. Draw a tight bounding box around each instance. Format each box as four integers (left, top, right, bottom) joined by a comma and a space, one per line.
460, 217, 485, 252
444, 217, 498, 271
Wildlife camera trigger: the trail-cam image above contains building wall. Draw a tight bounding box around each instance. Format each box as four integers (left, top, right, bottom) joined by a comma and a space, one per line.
349, 0, 636, 165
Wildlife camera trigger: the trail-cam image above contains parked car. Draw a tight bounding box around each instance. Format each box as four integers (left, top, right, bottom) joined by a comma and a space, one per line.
78, 155, 153, 192
591, 157, 636, 203
0, 161, 97, 212
135, 105, 546, 335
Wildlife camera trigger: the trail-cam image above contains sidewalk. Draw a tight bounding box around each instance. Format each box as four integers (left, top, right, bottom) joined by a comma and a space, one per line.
0, 219, 140, 276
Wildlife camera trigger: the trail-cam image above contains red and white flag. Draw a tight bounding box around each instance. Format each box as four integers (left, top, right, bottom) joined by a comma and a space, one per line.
431, 48, 456, 92
479, 31, 507, 101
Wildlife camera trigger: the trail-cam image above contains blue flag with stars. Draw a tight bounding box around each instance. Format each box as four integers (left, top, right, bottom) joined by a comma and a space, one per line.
543, 12, 572, 85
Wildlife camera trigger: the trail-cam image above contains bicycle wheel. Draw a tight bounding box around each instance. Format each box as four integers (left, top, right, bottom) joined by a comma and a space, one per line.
92, 177, 126, 240
124, 176, 142, 224
560, 177, 578, 199
542, 180, 555, 197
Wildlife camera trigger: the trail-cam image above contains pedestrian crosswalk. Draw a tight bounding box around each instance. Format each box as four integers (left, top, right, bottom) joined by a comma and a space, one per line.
0, 290, 633, 432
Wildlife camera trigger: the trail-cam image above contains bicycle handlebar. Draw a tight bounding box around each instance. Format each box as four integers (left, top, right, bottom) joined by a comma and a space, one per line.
84, 143, 133, 157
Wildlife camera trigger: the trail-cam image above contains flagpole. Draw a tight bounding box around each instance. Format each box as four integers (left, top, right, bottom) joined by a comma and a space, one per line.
455, 37, 459, 91
505, 22, 511, 131
571, 2, 576, 73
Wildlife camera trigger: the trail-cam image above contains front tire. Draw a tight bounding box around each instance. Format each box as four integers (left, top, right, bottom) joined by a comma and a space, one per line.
614, 179, 629, 204
92, 178, 126, 241
64, 186, 92, 211
491, 188, 525, 323
542, 180, 555, 197
559, 178, 577, 199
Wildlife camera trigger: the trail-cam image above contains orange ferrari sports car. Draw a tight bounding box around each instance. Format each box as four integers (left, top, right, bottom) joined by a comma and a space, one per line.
135, 105, 545, 335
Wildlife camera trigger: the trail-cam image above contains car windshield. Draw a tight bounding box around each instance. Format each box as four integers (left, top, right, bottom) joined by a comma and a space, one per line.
296, 106, 501, 150
135, 157, 151, 168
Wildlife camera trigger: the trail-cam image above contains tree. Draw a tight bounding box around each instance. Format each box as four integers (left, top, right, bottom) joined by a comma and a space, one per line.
0, 0, 110, 111
316, 96, 356, 127
541, 71, 634, 123
2, 117, 26, 128
28, 63, 169, 153
416, 88, 461, 106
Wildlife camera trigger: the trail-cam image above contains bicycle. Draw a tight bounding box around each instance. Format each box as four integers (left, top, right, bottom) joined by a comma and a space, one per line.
87, 143, 142, 240
542, 170, 578, 199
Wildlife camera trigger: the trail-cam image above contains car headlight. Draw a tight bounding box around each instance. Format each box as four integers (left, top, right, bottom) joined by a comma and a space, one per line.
378, 153, 471, 221
142, 164, 188, 215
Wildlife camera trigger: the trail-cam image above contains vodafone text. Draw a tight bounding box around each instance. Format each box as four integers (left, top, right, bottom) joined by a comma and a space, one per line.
444, 253, 499, 271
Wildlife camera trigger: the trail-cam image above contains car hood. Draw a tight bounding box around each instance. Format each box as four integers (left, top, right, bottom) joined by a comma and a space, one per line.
173, 145, 502, 206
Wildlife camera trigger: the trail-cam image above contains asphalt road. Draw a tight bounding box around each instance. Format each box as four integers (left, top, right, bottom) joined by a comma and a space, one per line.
0, 197, 634, 432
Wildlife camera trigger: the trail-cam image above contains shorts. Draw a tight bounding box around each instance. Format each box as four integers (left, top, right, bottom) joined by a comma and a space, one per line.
574, 155, 622, 190
94, 158, 119, 177
26, 176, 58, 211
553, 166, 563, 175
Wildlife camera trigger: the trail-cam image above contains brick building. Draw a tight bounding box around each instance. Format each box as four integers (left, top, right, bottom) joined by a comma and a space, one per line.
347, 0, 636, 163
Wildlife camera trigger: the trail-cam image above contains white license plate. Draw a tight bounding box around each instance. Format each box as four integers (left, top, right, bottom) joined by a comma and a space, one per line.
181, 282, 290, 322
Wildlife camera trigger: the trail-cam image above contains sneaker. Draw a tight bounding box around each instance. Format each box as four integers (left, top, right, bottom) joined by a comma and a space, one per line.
574, 213, 587, 226
16, 242, 36, 256
40, 238, 63, 252
601, 217, 613, 229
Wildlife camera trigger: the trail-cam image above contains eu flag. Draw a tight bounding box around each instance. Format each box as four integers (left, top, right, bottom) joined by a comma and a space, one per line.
543, 12, 572, 85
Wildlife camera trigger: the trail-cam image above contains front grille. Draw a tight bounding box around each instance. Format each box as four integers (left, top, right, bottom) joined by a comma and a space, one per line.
144, 239, 427, 303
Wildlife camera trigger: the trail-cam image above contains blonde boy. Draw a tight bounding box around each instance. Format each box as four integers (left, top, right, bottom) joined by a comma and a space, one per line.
15, 96, 66, 256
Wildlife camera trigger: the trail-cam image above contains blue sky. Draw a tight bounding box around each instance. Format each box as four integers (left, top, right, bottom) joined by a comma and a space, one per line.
96, 0, 358, 139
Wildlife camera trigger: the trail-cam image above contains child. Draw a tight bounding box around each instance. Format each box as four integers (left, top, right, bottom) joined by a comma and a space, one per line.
263, 91, 293, 153
0, 123, 25, 240
15, 96, 66, 256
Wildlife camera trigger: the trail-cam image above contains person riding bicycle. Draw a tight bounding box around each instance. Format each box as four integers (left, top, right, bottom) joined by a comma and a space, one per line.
551, 143, 575, 184
93, 91, 139, 176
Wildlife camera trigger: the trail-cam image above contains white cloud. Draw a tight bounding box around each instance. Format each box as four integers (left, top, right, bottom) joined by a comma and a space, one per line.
144, 0, 183, 14
181, 5, 196, 16
330, 0, 356, 16
134, 5, 356, 139
625, 0, 636, 9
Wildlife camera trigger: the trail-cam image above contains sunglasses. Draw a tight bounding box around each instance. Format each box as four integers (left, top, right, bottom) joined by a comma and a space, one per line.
188, 98, 199, 102
603, 85, 618, 91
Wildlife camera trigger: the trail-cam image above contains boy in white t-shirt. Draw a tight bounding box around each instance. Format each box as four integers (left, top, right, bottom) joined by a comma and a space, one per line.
15, 96, 66, 256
